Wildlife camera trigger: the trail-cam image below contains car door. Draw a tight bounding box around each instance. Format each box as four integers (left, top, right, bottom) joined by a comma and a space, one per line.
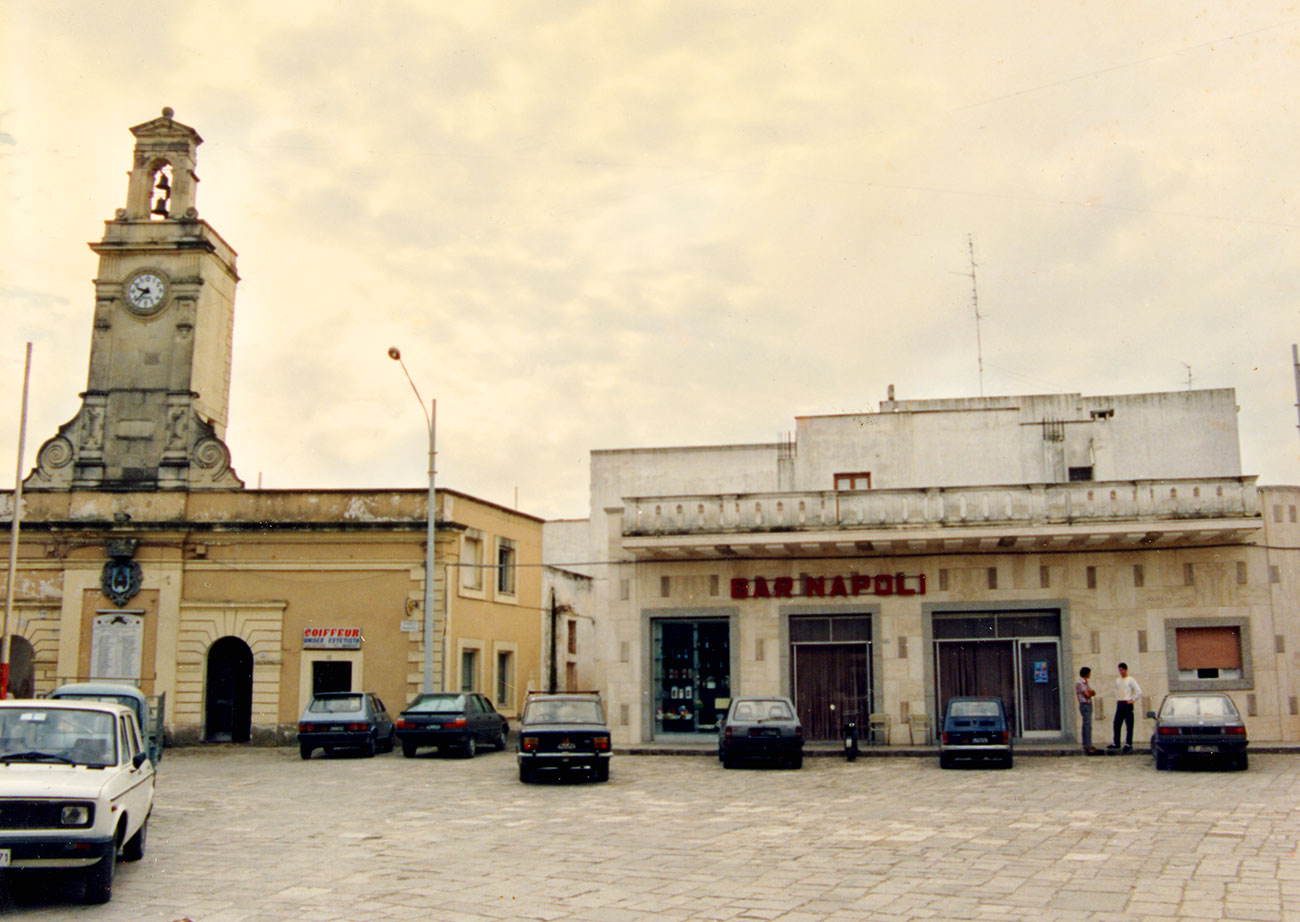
371, 695, 392, 737
117, 714, 153, 838
478, 695, 502, 739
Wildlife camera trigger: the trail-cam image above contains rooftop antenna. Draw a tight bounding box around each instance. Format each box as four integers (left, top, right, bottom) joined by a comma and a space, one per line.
967, 235, 985, 396
1292, 345, 1300, 441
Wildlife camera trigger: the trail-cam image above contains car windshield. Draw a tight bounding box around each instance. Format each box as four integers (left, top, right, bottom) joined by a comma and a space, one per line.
948, 700, 1002, 718
1162, 696, 1237, 718
308, 695, 364, 714
524, 699, 603, 723
0, 707, 118, 767
732, 700, 793, 721
407, 694, 466, 713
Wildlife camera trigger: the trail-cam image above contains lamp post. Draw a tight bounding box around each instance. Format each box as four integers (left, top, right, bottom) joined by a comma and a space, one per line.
387, 347, 440, 694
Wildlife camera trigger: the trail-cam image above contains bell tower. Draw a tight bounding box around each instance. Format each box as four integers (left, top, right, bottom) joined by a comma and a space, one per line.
26, 108, 243, 491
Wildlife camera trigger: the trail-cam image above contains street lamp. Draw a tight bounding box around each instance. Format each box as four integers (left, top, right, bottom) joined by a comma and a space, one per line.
387, 347, 440, 694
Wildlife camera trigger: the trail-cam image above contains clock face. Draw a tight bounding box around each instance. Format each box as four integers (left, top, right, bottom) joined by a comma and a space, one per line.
125, 272, 167, 313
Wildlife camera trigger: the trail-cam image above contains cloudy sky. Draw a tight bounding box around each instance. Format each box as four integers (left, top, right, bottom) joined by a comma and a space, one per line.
2, 2, 1298, 520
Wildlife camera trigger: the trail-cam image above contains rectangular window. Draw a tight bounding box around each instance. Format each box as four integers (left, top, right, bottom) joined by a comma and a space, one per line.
1236, 561, 1247, 585
567, 620, 577, 655
495, 651, 513, 707
987, 567, 998, 590
1291, 506, 1298, 523
834, 472, 872, 491
1068, 466, 1093, 482
938, 569, 949, 591
1274, 505, 1284, 523
709, 575, 720, 597
461, 534, 484, 591
1086, 566, 1097, 589
461, 649, 479, 692
1175, 625, 1242, 680
496, 539, 517, 596
619, 579, 630, 601
660, 576, 671, 598
1040, 566, 1050, 588
1183, 563, 1195, 586
1270, 565, 1281, 584
1133, 564, 1145, 588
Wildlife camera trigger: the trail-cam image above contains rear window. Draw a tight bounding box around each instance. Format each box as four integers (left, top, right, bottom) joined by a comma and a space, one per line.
732, 700, 793, 720
407, 694, 466, 714
948, 700, 1002, 718
1161, 695, 1237, 718
524, 698, 603, 724
308, 695, 364, 714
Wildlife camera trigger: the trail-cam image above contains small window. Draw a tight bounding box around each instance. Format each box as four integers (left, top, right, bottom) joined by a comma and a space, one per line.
461, 649, 479, 692
1068, 466, 1093, 482
1133, 564, 1145, 588
1086, 566, 1097, 589
1175, 626, 1242, 681
567, 620, 578, 654
834, 472, 872, 491
496, 539, 517, 596
496, 651, 513, 708
461, 534, 484, 591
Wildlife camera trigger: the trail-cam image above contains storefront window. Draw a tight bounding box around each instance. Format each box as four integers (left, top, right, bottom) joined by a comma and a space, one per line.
652, 619, 730, 734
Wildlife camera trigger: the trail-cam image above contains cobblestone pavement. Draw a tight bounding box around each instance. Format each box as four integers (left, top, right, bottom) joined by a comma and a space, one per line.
4, 746, 1300, 921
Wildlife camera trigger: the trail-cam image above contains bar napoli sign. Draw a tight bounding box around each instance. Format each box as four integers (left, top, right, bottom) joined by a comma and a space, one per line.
731, 573, 926, 600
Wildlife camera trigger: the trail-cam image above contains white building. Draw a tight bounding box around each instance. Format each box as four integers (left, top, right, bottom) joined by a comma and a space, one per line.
571, 388, 1298, 745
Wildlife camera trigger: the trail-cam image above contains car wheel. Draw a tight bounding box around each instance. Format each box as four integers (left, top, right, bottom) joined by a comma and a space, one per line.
1155, 749, 1171, 771
462, 735, 476, 759
495, 725, 508, 751
939, 753, 953, 769
401, 740, 417, 758
1235, 753, 1249, 771
363, 733, 377, 758
722, 754, 737, 769
382, 729, 396, 753
592, 761, 610, 782
519, 763, 535, 783
789, 753, 803, 770
299, 744, 313, 760
83, 852, 115, 904
122, 818, 147, 862
1002, 754, 1014, 769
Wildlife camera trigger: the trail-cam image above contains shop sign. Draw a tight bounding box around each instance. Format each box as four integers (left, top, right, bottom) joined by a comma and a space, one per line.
303, 627, 362, 650
730, 573, 926, 600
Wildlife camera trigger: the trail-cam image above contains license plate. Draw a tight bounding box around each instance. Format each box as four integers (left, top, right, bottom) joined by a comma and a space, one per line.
970, 737, 989, 744
0, 850, 10, 867
1188, 745, 1218, 753
557, 740, 576, 750
330, 725, 345, 732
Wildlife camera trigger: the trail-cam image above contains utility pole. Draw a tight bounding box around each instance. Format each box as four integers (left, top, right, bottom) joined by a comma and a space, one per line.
2, 343, 32, 699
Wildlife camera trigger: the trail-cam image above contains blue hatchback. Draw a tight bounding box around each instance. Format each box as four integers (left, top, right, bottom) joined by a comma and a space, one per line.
939, 697, 1013, 769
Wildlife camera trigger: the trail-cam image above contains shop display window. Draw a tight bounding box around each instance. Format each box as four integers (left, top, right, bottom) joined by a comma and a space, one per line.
653, 619, 730, 734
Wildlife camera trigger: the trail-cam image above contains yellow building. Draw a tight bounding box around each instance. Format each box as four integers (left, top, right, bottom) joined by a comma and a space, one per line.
0, 110, 545, 742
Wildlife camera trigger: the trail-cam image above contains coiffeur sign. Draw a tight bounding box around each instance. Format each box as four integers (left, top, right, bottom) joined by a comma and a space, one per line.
731, 573, 926, 600
303, 627, 363, 650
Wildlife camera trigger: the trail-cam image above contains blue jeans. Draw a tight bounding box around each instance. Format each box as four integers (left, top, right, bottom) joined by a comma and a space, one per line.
1078, 701, 1093, 750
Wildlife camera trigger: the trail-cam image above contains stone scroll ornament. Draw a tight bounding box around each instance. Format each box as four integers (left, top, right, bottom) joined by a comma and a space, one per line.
101, 539, 143, 607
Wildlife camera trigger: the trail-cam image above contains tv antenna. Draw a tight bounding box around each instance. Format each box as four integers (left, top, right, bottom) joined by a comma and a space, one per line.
968, 235, 985, 396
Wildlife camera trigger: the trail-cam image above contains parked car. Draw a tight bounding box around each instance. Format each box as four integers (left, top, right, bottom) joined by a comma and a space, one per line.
297, 692, 395, 759
395, 692, 508, 758
1147, 692, 1248, 771
49, 681, 166, 767
0, 699, 155, 904
517, 691, 612, 782
939, 697, 1013, 768
717, 696, 804, 769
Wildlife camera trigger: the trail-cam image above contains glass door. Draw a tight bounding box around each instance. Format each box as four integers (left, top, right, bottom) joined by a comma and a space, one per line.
652, 619, 730, 735
1016, 641, 1061, 737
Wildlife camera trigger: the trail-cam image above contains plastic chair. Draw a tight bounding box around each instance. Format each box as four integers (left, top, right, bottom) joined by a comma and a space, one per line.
866, 712, 891, 745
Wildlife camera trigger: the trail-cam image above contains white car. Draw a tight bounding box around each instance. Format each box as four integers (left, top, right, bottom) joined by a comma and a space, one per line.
0, 699, 155, 904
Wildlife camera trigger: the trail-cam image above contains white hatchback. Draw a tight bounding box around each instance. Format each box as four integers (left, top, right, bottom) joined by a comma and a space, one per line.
0, 699, 155, 904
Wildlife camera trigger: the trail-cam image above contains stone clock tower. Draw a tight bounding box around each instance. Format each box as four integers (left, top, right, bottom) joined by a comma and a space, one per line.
27, 108, 242, 491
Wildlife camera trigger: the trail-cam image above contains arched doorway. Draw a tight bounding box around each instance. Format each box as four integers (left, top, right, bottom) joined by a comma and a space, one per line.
205, 636, 253, 743
6, 636, 35, 699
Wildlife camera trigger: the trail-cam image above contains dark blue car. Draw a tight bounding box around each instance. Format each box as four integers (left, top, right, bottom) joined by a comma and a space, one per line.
939, 697, 1013, 768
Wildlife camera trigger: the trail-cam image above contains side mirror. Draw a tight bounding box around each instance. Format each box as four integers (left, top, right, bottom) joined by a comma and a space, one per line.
1145, 711, 1156, 720
133, 751, 149, 770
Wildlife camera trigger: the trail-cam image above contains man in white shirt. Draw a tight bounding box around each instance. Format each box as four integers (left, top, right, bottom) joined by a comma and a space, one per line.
1109, 662, 1143, 753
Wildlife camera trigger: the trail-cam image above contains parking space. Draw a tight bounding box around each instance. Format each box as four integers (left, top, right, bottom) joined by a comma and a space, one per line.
5, 746, 1300, 920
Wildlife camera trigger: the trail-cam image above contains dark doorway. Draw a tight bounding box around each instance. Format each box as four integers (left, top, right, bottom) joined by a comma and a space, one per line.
6, 636, 35, 699
936, 640, 1017, 732
205, 636, 253, 743
790, 615, 872, 740
652, 619, 730, 734
312, 660, 352, 696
